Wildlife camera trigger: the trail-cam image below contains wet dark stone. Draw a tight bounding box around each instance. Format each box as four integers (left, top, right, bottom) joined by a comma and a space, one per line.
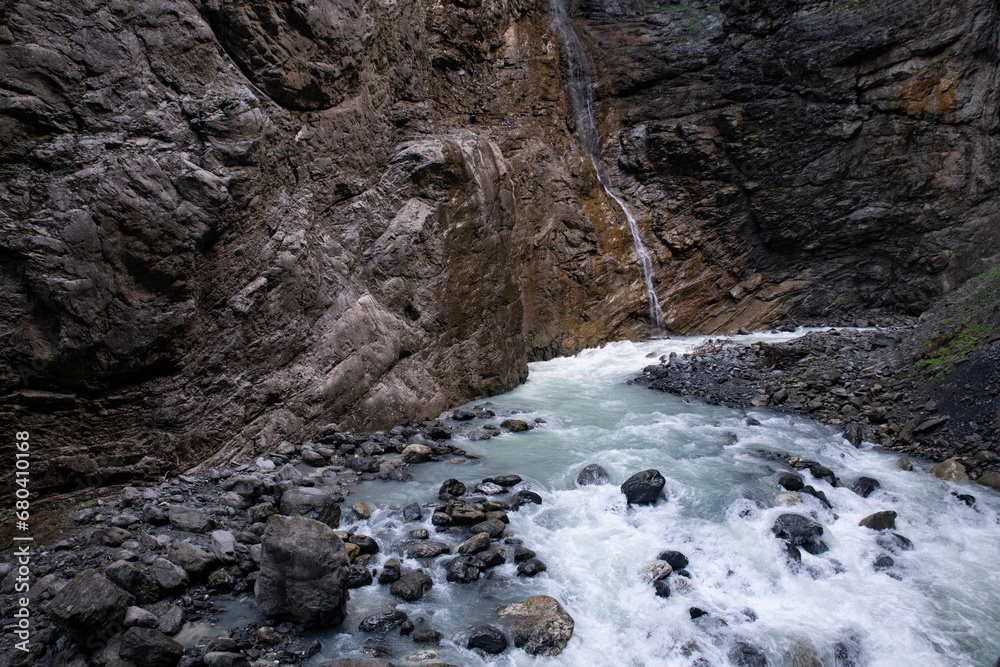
873, 554, 894, 572
517, 558, 547, 577
400, 620, 414, 636
118, 627, 184, 667
446, 556, 483, 583
621, 469, 666, 505
348, 535, 379, 555
390, 571, 433, 602
377, 558, 401, 585
346, 564, 373, 589
402, 503, 423, 521
576, 464, 610, 486
479, 547, 507, 568
771, 513, 828, 555
453, 410, 476, 421
359, 609, 408, 633
875, 532, 914, 553
653, 579, 671, 598
850, 477, 881, 498
657, 550, 688, 571
777, 473, 804, 492
513, 545, 536, 563
490, 474, 523, 487
801, 485, 832, 509
404, 541, 450, 559
858, 510, 896, 531
729, 640, 768, 667
689, 607, 708, 619
438, 478, 466, 499
511, 490, 543, 510
467, 625, 508, 654
413, 627, 443, 644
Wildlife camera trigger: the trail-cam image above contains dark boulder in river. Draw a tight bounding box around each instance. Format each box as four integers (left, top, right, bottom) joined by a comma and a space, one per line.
496, 595, 574, 656
576, 464, 610, 486
621, 469, 666, 505
254, 516, 350, 627
468, 624, 508, 654
771, 513, 828, 555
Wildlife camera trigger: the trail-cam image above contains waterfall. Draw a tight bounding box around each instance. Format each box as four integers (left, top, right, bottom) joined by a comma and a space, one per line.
548, 0, 665, 333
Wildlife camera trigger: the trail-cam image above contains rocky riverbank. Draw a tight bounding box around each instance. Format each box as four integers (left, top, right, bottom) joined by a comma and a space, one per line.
0, 410, 583, 667
632, 270, 1000, 493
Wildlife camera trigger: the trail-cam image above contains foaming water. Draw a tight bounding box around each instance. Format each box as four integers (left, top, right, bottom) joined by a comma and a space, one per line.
313, 334, 1000, 666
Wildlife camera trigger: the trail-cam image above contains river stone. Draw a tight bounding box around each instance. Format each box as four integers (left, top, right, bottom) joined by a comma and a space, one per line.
279, 487, 342, 527
255, 516, 350, 627
390, 571, 433, 602
210, 530, 238, 563
641, 560, 672, 582
378, 559, 401, 585
221, 475, 264, 498
479, 547, 507, 568
897, 458, 913, 471
777, 472, 804, 491
501, 419, 530, 432
511, 490, 543, 510
157, 605, 184, 636
167, 506, 217, 533
405, 541, 450, 558
439, 479, 466, 499
457, 533, 491, 555
729, 640, 768, 667
124, 605, 158, 628
621, 469, 666, 505
657, 550, 689, 570
149, 558, 190, 593
319, 660, 395, 667
850, 477, 881, 498
431, 511, 453, 527
349, 534, 379, 555
474, 481, 506, 495
167, 540, 219, 576
143, 504, 169, 526
513, 545, 536, 562
776, 493, 802, 505
496, 595, 574, 656
347, 564, 374, 589
576, 464, 610, 486
928, 457, 969, 481
978, 472, 1000, 492
876, 532, 914, 553
771, 514, 828, 555
446, 556, 483, 583
402, 444, 433, 463
352, 501, 373, 520
453, 409, 476, 420
859, 510, 897, 531
402, 503, 423, 521
359, 609, 408, 633
47, 570, 134, 640
105, 560, 160, 605
413, 627, 443, 643
517, 558, 547, 577
467, 625, 508, 654
470, 518, 506, 538
446, 501, 486, 524
491, 474, 523, 487
118, 627, 184, 667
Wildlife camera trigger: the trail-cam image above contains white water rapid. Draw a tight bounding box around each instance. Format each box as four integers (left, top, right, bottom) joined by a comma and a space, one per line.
547, 0, 665, 332
262, 333, 1000, 667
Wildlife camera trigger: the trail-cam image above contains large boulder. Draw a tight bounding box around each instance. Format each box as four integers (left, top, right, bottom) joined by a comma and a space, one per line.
621, 469, 666, 505
771, 514, 828, 555
104, 560, 161, 605
401, 444, 433, 463
254, 516, 350, 627
859, 510, 897, 531
928, 458, 969, 482
118, 627, 184, 667
167, 506, 217, 533
279, 487, 342, 527
167, 540, 219, 577
576, 464, 610, 486
390, 571, 433, 602
496, 595, 574, 656
47, 570, 134, 640
467, 625, 508, 654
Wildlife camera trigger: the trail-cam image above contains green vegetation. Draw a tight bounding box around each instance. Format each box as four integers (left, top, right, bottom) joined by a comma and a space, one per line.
916, 322, 989, 378
735, 124, 769, 148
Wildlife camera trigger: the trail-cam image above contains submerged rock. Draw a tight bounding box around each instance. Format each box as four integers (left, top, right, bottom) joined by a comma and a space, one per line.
771, 513, 828, 555
729, 640, 768, 667
576, 464, 610, 486
850, 476, 881, 498
496, 595, 574, 656
777, 472, 804, 491
359, 609, 408, 633
468, 624, 509, 654
621, 469, 666, 505
254, 516, 350, 628
390, 571, 433, 601
876, 532, 914, 553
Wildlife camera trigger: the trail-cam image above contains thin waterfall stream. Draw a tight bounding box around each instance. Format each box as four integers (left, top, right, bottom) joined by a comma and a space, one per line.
548, 0, 665, 332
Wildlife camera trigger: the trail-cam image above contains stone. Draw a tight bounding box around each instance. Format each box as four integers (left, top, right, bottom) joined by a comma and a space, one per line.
479, 547, 507, 568
47, 570, 134, 640
221, 475, 264, 498
211, 530, 238, 563
439, 479, 467, 499
405, 541, 450, 558
349, 534, 380, 555
352, 501, 373, 520
401, 503, 423, 521
656, 550, 689, 571
378, 558, 401, 585
121, 487, 143, 507
517, 558, 547, 577
511, 490, 543, 510
513, 545, 536, 563
118, 627, 184, 667
474, 481, 506, 495
359, 608, 409, 633
347, 564, 374, 589
390, 571, 433, 601
158, 606, 184, 636
167, 541, 219, 576
928, 458, 969, 482
167, 506, 217, 533
149, 559, 190, 593
124, 605, 159, 628
777, 473, 804, 492
850, 477, 881, 498
413, 627, 443, 643
496, 595, 574, 656
978, 473, 1000, 492
897, 458, 913, 471
771, 514, 828, 555
876, 532, 914, 553
105, 560, 160, 605
729, 641, 768, 667
254, 516, 350, 628
501, 419, 530, 432
446, 556, 483, 583
279, 487, 342, 527
859, 510, 897, 531
576, 464, 610, 486
467, 625, 508, 654
446, 502, 486, 524
457, 533, 491, 555
143, 505, 169, 526
470, 518, 506, 538
490, 474, 522, 487
621, 469, 666, 505
401, 444, 433, 463
640, 560, 672, 582
319, 660, 394, 667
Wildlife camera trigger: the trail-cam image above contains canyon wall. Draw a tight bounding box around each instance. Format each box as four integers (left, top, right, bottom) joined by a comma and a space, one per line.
0, 0, 997, 493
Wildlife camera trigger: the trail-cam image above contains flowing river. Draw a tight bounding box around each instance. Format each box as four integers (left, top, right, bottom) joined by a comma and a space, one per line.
252, 333, 1000, 667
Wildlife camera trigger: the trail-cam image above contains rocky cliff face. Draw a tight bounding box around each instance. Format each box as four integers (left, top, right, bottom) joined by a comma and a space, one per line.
1, 0, 997, 494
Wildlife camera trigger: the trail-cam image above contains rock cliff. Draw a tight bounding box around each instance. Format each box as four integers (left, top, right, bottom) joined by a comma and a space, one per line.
1, 0, 997, 493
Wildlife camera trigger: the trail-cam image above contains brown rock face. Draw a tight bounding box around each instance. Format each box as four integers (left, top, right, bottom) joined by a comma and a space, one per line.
1, 0, 998, 493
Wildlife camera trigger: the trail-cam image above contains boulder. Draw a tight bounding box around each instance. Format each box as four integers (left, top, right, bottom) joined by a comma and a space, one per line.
254, 516, 350, 627
474, 481, 506, 495
347, 564, 374, 589
657, 550, 689, 571
390, 571, 433, 602
729, 641, 768, 667
438, 479, 466, 499
446, 556, 483, 583
479, 547, 507, 568
378, 559, 401, 585
446, 501, 486, 524
511, 490, 543, 510
401, 444, 433, 463
47, 570, 134, 640
158, 606, 184, 636
771, 514, 828, 555
167, 506, 217, 533
876, 532, 914, 553
412, 627, 443, 643
470, 518, 505, 538
167, 540, 219, 577
457, 533, 491, 555
211, 530, 238, 563
148, 558, 189, 593
491, 474, 523, 487
118, 627, 184, 667
640, 560, 672, 582
501, 419, 530, 432
859, 510, 897, 531
359, 609, 408, 632
850, 477, 881, 498
401, 503, 423, 521
124, 605, 158, 628
576, 464, 609, 486
496, 595, 574, 656
777, 473, 804, 492
928, 458, 969, 482
279, 487, 342, 527
517, 558, 547, 577
348, 535, 379, 555
352, 501, 373, 520
220, 475, 264, 499
404, 541, 450, 559
621, 469, 666, 505
467, 625, 508, 654
319, 660, 395, 667
104, 560, 160, 605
